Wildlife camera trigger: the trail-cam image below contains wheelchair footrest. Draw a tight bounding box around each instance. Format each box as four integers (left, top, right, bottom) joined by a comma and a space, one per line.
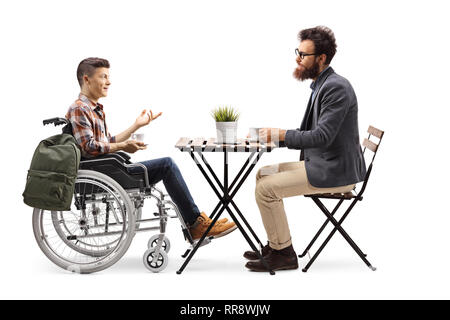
191, 237, 212, 248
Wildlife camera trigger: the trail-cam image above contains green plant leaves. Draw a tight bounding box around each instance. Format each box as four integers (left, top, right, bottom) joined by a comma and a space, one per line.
211, 106, 240, 122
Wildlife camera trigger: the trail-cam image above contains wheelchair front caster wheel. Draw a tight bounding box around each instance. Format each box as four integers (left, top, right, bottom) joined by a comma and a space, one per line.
143, 248, 168, 273
147, 235, 171, 253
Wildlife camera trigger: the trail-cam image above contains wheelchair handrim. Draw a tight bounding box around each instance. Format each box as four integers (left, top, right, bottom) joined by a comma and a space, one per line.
32, 170, 136, 274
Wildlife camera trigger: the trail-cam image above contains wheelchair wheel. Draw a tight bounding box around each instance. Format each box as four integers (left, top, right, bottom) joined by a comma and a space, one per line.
143, 247, 168, 273
32, 170, 136, 274
51, 210, 112, 257
147, 234, 171, 253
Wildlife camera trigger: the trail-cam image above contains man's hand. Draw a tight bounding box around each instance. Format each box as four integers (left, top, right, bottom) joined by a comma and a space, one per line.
259, 128, 286, 144
135, 109, 162, 129
122, 140, 147, 153
114, 109, 162, 143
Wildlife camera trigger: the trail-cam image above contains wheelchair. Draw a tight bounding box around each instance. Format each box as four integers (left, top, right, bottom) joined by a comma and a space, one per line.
32, 117, 204, 274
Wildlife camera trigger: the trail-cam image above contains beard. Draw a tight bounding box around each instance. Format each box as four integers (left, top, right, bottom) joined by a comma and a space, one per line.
293, 60, 320, 81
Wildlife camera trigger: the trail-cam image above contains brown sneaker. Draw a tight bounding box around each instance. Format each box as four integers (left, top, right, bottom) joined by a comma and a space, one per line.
200, 211, 228, 224
189, 213, 237, 240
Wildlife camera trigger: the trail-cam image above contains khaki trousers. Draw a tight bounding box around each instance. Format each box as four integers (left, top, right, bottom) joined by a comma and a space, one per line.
255, 161, 355, 250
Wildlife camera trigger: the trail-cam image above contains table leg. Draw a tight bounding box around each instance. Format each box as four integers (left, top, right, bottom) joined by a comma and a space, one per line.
197, 150, 264, 248
177, 150, 274, 275
222, 150, 274, 274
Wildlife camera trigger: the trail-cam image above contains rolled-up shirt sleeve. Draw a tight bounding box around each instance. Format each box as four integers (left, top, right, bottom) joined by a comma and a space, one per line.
108, 132, 116, 143
67, 106, 111, 157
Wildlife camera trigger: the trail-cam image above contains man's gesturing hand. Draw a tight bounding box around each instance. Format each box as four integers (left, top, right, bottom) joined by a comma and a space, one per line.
135, 109, 162, 128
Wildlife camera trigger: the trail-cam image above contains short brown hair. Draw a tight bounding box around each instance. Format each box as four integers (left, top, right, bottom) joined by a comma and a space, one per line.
298, 26, 337, 65
76, 57, 110, 87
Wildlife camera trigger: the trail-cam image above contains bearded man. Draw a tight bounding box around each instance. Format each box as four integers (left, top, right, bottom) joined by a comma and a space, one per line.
244, 26, 367, 272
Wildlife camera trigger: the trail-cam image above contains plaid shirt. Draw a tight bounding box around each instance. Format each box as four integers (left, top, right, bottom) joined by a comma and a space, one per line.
66, 93, 116, 158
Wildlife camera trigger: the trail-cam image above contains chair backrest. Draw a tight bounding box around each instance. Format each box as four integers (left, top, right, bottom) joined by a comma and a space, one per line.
358, 125, 384, 197
362, 126, 384, 160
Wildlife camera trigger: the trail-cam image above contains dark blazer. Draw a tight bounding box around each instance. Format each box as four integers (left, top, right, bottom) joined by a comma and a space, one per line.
284, 67, 366, 188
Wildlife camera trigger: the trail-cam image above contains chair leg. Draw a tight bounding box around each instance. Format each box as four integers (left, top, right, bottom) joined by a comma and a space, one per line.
299, 199, 344, 258
302, 197, 376, 272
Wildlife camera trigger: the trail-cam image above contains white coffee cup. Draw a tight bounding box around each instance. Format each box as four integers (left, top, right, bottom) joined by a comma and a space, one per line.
249, 127, 261, 142
131, 133, 145, 143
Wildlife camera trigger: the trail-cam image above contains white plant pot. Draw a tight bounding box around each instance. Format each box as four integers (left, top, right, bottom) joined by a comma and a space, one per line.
215, 121, 238, 144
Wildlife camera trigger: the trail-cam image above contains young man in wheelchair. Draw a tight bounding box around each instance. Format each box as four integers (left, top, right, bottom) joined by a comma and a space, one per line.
66, 57, 237, 240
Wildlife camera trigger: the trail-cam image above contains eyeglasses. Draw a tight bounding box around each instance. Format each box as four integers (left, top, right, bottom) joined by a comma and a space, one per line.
295, 48, 319, 59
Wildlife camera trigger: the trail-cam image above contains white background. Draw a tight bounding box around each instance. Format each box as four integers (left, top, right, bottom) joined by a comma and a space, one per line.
1, 0, 449, 300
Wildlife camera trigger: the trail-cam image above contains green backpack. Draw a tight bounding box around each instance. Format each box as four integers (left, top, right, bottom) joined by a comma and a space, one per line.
23, 133, 80, 211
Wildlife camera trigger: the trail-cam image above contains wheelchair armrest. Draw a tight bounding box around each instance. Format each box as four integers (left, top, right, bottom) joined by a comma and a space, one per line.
80, 156, 149, 188
115, 151, 131, 163
82, 152, 131, 164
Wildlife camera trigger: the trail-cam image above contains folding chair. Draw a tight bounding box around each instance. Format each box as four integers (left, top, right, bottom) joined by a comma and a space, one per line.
299, 125, 384, 272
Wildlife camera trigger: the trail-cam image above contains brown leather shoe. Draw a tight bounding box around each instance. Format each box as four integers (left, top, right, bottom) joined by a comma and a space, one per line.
189, 212, 237, 240
243, 242, 272, 260
245, 245, 298, 272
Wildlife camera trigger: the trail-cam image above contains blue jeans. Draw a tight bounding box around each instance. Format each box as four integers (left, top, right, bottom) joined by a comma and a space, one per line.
129, 157, 200, 225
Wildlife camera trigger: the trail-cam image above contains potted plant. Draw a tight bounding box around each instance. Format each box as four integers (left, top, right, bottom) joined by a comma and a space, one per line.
211, 106, 240, 144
